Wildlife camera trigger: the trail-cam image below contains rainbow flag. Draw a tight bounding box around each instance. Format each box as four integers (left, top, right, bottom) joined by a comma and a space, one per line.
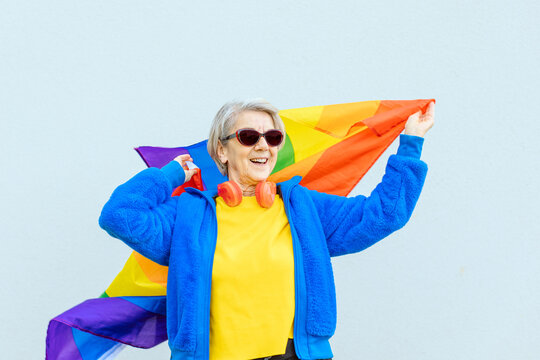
46, 99, 434, 359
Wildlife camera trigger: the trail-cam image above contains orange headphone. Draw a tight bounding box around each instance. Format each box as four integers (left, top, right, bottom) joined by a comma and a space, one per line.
217, 180, 277, 208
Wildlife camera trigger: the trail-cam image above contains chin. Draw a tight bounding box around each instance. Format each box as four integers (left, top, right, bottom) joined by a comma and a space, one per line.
246, 165, 274, 183
249, 173, 270, 183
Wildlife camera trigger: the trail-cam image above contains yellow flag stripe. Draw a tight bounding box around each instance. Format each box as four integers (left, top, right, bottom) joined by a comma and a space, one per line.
280, 115, 340, 163
316, 100, 380, 137
106, 253, 167, 297
279, 105, 324, 128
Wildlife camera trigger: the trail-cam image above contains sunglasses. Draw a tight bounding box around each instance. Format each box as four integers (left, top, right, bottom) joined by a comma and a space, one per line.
221, 128, 284, 147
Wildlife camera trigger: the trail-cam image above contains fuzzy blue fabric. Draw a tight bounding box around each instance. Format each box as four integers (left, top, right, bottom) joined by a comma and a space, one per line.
99, 134, 427, 359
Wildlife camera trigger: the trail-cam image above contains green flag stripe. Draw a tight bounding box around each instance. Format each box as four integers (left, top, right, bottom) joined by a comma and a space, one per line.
272, 133, 295, 174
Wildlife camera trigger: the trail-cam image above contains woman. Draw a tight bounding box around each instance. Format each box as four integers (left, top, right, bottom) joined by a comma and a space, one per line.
99, 99, 433, 360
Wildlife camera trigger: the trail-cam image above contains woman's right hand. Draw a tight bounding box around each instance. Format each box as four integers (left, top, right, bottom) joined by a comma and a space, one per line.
174, 154, 198, 183
404, 101, 435, 138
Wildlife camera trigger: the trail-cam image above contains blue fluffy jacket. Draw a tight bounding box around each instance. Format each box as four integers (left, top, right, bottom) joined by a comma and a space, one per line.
99, 134, 428, 360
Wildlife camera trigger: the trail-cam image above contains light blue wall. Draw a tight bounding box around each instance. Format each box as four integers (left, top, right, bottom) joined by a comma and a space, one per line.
1, 1, 539, 358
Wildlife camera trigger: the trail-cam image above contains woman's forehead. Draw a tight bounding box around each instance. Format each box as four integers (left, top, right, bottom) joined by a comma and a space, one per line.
233, 110, 274, 130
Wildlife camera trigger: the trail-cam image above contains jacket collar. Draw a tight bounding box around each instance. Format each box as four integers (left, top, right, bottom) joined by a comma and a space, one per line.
277, 175, 302, 187
185, 186, 217, 205
277, 175, 301, 204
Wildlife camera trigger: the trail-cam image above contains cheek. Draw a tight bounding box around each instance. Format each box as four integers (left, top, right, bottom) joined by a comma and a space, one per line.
271, 149, 278, 163
234, 150, 251, 169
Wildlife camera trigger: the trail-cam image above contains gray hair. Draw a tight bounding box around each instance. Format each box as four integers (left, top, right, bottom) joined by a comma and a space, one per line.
207, 98, 286, 176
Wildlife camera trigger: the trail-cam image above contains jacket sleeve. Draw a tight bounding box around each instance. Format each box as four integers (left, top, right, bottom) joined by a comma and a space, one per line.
98, 160, 186, 266
307, 134, 428, 257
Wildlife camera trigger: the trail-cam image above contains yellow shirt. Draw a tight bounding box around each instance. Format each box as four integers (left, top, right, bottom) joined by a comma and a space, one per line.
210, 194, 295, 360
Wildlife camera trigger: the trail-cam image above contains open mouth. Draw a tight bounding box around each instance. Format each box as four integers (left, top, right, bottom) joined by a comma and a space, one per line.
250, 158, 268, 165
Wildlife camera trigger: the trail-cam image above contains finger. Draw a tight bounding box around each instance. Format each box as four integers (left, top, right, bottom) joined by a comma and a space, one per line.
174, 154, 193, 165
424, 101, 435, 119
179, 154, 192, 162
185, 168, 198, 182
408, 110, 421, 121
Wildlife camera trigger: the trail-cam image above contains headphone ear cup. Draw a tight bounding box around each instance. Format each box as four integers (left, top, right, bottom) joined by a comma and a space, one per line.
218, 181, 243, 207
255, 181, 276, 208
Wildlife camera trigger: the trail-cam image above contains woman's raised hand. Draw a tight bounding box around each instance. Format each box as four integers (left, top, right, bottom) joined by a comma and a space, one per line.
404, 101, 435, 138
173, 154, 198, 183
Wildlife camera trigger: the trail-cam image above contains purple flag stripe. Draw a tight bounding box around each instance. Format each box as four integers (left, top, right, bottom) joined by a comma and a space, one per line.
48, 297, 167, 350
134, 146, 189, 169
46, 320, 83, 360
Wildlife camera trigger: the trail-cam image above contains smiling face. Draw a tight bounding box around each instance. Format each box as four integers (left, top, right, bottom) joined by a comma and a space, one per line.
217, 110, 279, 191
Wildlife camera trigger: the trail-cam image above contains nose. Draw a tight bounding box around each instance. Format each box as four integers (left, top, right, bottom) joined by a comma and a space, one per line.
254, 134, 269, 149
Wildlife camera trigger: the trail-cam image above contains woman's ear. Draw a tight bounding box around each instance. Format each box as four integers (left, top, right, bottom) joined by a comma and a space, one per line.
217, 140, 228, 165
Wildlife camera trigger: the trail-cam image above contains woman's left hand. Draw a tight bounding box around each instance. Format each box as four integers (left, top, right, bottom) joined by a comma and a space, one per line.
404, 101, 435, 138
173, 154, 198, 183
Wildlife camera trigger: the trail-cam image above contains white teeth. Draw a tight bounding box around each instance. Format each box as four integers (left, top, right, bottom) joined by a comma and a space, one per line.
251, 158, 267, 164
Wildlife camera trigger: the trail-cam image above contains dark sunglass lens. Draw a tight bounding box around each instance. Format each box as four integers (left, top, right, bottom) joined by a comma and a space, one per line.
264, 130, 283, 146
238, 129, 260, 146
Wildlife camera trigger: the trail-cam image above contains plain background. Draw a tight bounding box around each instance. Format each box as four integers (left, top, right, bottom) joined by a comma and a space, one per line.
1, 1, 539, 359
